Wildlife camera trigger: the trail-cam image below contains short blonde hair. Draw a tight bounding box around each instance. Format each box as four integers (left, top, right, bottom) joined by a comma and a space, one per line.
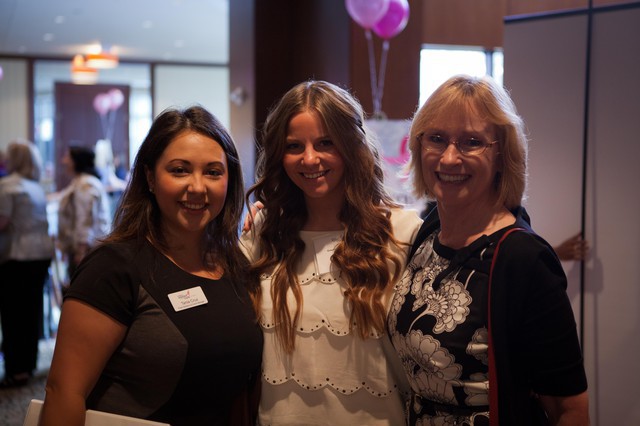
6, 139, 43, 181
408, 74, 528, 209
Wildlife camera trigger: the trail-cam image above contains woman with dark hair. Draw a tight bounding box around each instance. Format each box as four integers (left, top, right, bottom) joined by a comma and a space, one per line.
389, 75, 589, 425
56, 145, 111, 276
41, 106, 263, 425
241, 80, 422, 425
0, 139, 54, 388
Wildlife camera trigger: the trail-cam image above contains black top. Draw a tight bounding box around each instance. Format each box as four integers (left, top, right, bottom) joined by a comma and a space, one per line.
66, 240, 263, 426
389, 206, 587, 425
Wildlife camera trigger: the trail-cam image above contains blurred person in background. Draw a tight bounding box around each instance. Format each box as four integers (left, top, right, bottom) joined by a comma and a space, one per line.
0, 139, 54, 388
54, 145, 111, 279
0, 147, 8, 177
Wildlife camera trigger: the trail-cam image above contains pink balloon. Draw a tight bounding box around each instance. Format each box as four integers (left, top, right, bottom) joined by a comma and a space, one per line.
108, 88, 124, 111
345, 0, 390, 29
372, 0, 410, 40
93, 93, 111, 116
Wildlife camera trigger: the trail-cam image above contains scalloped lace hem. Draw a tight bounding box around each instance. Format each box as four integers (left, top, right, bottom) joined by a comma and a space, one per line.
260, 270, 338, 286
262, 372, 401, 398
259, 318, 384, 338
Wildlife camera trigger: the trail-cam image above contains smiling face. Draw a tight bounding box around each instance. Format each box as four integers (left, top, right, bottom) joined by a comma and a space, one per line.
421, 105, 501, 211
146, 130, 228, 240
282, 111, 345, 209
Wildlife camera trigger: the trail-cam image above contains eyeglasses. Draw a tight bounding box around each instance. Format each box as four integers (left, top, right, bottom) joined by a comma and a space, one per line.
417, 132, 497, 156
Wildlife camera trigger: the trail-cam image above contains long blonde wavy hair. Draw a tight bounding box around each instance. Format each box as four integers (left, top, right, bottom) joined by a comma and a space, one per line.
246, 80, 403, 353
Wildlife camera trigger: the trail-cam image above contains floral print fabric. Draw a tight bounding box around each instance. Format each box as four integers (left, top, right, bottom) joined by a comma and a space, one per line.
388, 232, 493, 425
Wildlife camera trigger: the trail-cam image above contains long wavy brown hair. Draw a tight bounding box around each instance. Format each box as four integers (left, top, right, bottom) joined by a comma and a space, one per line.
246, 80, 403, 353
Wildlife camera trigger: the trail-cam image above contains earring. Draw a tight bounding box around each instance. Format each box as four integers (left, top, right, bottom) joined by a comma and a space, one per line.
149, 187, 154, 193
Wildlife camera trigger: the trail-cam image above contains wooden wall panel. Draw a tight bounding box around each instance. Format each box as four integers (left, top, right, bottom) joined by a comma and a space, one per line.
505, 0, 636, 16
54, 82, 130, 191
422, 0, 505, 48
254, 0, 350, 130
506, 0, 587, 16
593, 0, 640, 5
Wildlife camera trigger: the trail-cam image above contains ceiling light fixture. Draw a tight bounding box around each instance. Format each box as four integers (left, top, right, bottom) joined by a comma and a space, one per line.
70, 54, 98, 85
85, 50, 119, 69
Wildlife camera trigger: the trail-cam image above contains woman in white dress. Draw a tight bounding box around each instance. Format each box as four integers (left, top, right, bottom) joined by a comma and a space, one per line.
241, 80, 422, 425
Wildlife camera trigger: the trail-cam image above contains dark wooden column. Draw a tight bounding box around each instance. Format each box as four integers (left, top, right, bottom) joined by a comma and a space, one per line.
253, 0, 351, 131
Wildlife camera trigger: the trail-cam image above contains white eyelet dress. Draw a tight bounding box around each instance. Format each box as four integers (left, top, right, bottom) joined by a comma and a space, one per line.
240, 208, 422, 426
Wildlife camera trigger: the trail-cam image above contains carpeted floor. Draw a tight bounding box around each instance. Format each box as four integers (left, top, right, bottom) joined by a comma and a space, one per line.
0, 338, 55, 426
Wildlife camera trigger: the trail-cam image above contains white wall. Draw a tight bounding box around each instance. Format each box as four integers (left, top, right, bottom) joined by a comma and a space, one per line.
585, 8, 640, 424
153, 65, 230, 126
504, 6, 640, 425
0, 59, 29, 150
153, 64, 256, 189
503, 12, 587, 335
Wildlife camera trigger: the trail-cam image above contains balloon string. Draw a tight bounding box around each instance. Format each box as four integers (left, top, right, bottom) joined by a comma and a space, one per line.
365, 29, 380, 116
376, 40, 390, 118
106, 110, 117, 141
101, 115, 108, 140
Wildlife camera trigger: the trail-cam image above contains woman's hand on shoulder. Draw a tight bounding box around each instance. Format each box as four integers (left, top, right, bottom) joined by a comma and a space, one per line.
242, 201, 264, 232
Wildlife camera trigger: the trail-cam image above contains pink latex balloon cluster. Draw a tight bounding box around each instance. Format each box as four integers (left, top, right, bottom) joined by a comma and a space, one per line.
345, 0, 410, 39
93, 88, 125, 116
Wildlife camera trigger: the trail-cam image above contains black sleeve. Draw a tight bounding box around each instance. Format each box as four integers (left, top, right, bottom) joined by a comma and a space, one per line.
64, 243, 139, 326
501, 232, 587, 396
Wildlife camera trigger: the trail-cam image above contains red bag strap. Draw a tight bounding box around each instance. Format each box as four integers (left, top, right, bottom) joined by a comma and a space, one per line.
488, 227, 525, 426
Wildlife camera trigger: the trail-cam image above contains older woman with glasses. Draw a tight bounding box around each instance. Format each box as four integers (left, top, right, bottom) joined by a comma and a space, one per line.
388, 74, 589, 425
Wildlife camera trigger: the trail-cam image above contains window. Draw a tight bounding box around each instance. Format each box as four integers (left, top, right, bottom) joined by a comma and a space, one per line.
419, 44, 504, 107
33, 60, 152, 192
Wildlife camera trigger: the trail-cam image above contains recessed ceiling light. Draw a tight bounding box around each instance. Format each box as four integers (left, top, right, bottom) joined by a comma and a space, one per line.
43, 33, 54, 42
174, 40, 184, 48
71, 54, 98, 85
86, 51, 119, 69
88, 43, 103, 54
55, 16, 65, 24
142, 20, 153, 29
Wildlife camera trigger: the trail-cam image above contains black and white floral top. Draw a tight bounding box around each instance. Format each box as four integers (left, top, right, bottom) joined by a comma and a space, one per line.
241, 208, 422, 425
388, 231, 495, 425
391, 206, 588, 425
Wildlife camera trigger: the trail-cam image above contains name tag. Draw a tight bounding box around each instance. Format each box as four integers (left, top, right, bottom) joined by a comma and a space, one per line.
313, 234, 341, 275
168, 286, 208, 312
